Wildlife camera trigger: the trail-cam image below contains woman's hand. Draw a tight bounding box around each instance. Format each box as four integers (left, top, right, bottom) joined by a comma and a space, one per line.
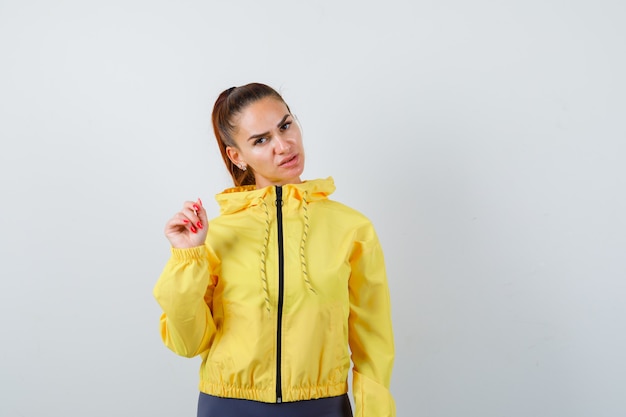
164, 198, 208, 249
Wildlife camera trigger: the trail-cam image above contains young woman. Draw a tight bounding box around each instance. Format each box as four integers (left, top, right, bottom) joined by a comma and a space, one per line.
154, 83, 395, 417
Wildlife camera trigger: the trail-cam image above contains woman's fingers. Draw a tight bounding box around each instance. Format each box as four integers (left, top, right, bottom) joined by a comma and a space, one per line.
196, 198, 208, 228
182, 199, 205, 232
164, 199, 209, 248
164, 213, 191, 235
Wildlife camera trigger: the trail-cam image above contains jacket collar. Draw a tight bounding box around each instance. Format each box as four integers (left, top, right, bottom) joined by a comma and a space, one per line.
215, 177, 336, 215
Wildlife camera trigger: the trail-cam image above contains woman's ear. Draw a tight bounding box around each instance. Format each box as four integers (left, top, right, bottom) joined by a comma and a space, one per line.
226, 146, 241, 166
226, 146, 247, 170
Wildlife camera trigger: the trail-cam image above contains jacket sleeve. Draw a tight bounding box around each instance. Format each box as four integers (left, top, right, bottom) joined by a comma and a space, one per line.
153, 245, 219, 358
348, 223, 396, 417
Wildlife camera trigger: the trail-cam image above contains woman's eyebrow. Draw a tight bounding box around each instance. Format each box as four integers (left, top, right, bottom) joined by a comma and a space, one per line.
276, 114, 290, 127
247, 114, 291, 141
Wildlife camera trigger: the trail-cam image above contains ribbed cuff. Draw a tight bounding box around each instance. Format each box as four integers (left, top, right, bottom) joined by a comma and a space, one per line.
170, 245, 209, 261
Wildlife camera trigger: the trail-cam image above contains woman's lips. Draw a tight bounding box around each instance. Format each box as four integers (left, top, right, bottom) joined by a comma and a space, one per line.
279, 154, 298, 167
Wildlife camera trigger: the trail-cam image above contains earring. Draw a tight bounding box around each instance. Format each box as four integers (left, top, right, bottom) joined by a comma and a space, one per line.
239, 163, 247, 171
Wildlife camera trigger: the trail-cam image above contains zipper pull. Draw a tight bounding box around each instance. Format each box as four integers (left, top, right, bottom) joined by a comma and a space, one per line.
276, 185, 283, 207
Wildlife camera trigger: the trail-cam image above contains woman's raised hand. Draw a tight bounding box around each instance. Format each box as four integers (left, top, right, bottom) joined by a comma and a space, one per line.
164, 198, 208, 249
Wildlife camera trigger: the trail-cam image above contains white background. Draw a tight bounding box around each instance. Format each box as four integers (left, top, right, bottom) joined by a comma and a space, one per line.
1, 1, 625, 416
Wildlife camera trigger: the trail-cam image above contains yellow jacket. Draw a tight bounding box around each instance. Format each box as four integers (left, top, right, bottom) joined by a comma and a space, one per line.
154, 178, 395, 416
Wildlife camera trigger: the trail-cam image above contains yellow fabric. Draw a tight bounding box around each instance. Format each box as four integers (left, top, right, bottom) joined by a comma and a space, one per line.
154, 177, 395, 415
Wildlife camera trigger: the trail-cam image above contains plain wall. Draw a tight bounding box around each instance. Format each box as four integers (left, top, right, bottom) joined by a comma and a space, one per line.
1, 0, 625, 416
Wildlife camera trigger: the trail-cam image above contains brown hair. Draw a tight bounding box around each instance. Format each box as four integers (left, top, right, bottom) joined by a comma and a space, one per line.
211, 83, 289, 186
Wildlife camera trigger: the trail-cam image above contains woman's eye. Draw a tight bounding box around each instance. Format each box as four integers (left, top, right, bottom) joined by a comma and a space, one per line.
254, 137, 267, 145
280, 122, 291, 131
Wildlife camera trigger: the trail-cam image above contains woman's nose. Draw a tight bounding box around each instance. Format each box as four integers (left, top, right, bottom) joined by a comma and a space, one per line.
274, 136, 290, 153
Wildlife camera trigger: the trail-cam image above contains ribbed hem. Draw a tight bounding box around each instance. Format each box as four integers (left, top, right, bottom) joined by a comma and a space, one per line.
198, 381, 348, 404
199, 381, 275, 403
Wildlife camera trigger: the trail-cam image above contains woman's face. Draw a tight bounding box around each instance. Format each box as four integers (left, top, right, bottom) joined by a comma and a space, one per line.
227, 97, 305, 188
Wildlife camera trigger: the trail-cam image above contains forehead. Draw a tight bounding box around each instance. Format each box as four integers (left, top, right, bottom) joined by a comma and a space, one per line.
235, 97, 290, 132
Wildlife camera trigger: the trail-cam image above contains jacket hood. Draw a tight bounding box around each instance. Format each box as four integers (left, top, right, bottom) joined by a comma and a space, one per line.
215, 177, 336, 215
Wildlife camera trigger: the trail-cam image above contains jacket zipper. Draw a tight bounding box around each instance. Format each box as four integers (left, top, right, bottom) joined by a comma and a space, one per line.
275, 185, 285, 403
